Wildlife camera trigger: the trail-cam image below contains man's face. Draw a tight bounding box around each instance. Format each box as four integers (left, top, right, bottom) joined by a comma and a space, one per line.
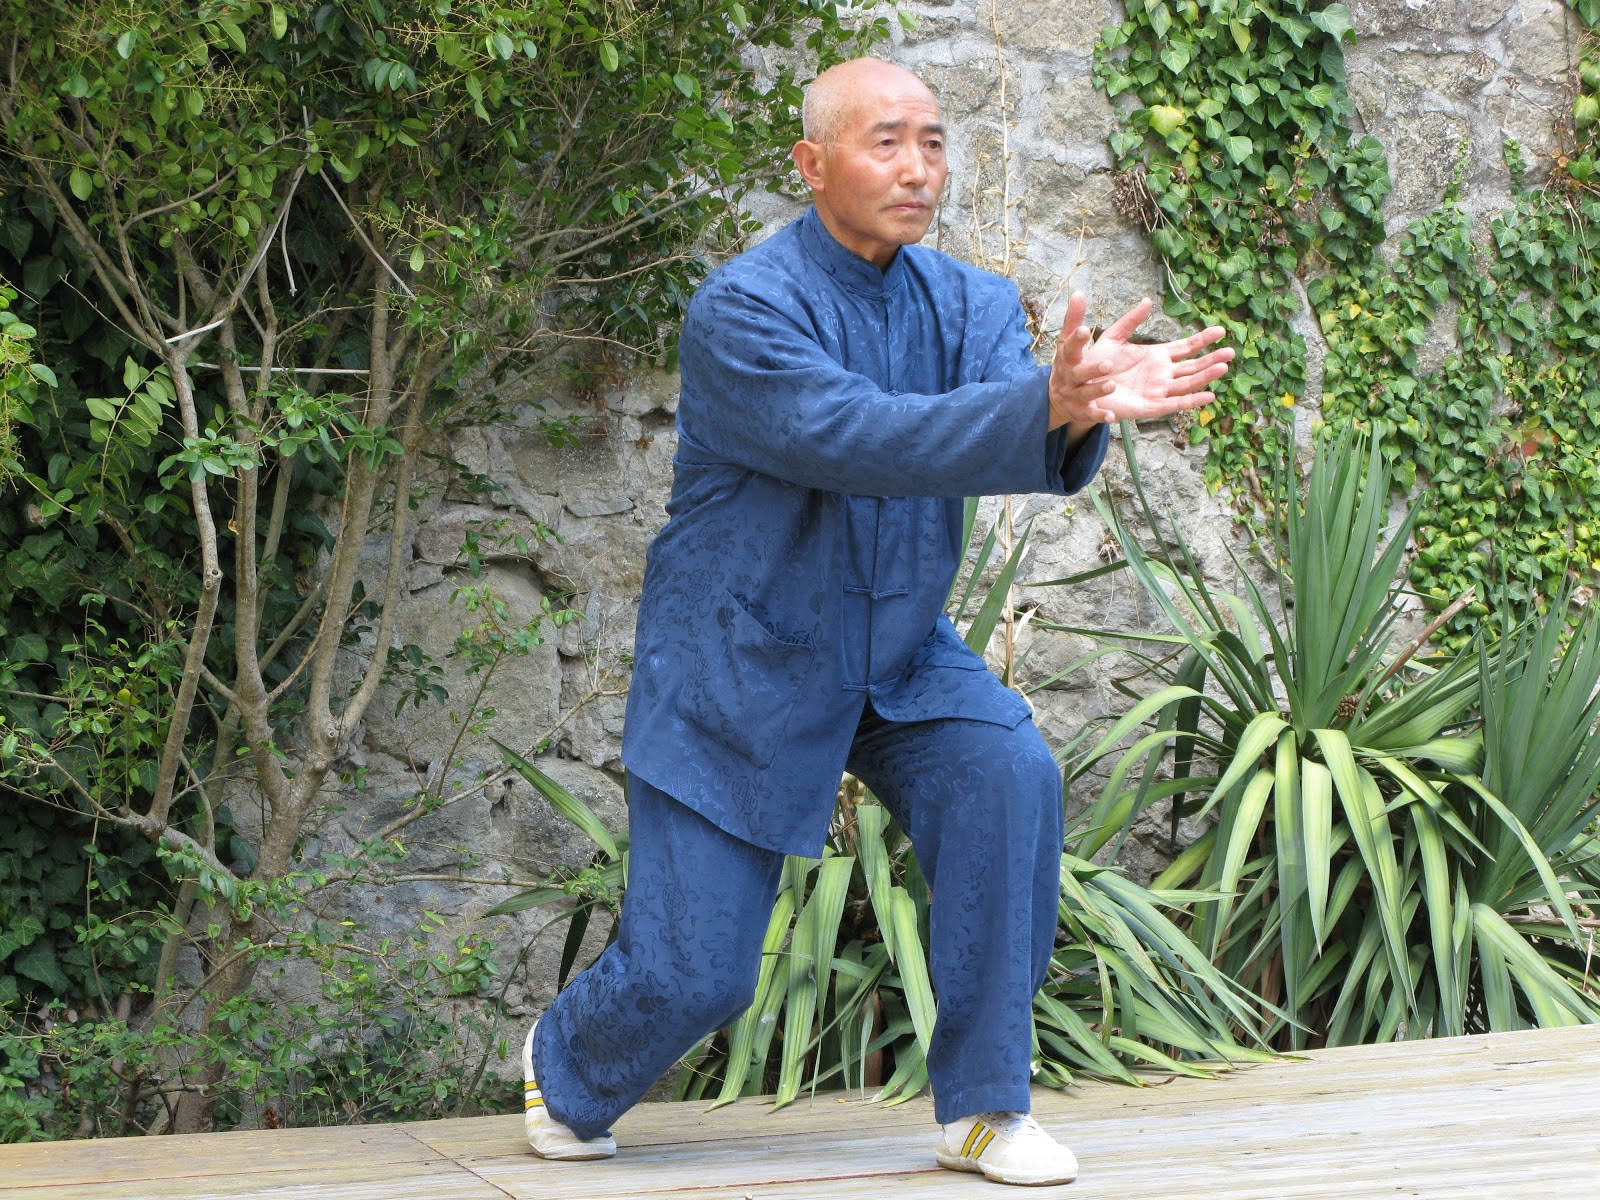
796, 70, 947, 269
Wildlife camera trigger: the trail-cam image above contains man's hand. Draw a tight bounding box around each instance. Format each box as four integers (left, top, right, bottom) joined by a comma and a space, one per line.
1047, 293, 1233, 434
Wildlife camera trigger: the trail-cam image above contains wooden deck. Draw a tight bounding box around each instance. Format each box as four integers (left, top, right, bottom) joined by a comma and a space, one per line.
2, 1025, 1596, 1199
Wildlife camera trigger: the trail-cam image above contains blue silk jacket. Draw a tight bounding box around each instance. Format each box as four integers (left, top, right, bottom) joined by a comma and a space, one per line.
619, 207, 1110, 855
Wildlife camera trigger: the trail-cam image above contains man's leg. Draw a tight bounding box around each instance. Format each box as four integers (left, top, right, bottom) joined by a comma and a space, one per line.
530, 773, 785, 1144
846, 707, 1073, 1184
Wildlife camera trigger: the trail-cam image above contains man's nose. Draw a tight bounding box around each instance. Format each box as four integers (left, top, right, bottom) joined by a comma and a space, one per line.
897, 143, 928, 187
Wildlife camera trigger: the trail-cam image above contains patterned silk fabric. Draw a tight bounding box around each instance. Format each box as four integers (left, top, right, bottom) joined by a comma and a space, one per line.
620, 207, 1109, 855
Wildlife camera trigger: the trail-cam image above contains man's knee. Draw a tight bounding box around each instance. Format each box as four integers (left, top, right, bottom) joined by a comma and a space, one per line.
662, 965, 760, 1035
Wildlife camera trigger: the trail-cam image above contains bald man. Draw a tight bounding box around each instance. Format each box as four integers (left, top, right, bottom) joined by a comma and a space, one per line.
522, 58, 1231, 1186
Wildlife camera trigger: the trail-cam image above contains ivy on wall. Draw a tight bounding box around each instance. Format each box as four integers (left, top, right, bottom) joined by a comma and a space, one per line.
1096, 0, 1388, 498
1097, 0, 1600, 641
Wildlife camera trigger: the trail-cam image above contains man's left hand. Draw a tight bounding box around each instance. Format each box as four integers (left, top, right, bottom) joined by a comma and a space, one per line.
1047, 293, 1233, 432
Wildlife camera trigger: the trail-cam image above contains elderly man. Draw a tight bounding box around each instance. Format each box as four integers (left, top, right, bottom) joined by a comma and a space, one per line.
522, 58, 1231, 1186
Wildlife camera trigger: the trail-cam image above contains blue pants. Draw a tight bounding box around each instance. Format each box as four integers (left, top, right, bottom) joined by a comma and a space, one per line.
532, 709, 1063, 1136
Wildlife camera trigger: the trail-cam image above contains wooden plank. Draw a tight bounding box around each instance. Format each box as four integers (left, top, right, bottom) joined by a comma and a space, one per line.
0, 1125, 504, 1200
0, 1125, 435, 1187
1, 1025, 1596, 1200
0, 1160, 509, 1200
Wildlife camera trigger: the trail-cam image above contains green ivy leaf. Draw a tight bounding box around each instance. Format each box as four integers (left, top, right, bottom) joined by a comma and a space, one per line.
1225, 135, 1253, 164
1160, 43, 1192, 74
1309, 4, 1355, 42
1148, 105, 1186, 137
13, 941, 69, 992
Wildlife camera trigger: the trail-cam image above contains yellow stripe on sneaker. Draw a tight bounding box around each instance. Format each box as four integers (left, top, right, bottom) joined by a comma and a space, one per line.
973, 1128, 996, 1158
525, 1096, 546, 1109
961, 1120, 988, 1158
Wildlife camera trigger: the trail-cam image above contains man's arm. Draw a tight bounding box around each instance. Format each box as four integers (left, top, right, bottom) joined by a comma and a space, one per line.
676, 278, 1068, 499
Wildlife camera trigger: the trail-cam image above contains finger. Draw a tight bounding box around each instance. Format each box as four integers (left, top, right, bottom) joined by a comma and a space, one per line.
1100, 296, 1154, 343
1170, 346, 1235, 378
1053, 326, 1094, 375
1063, 291, 1088, 332
1164, 363, 1230, 395
1069, 349, 1115, 386
1112, 390, 1216, 420
1167, 325, 1229, 360
1052, 295, 1090, 364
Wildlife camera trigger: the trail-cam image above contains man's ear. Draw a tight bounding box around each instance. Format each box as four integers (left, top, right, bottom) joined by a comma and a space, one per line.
792, 139, 826, 191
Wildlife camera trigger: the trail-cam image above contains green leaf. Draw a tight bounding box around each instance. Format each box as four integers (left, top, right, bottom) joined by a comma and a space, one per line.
494, 739, 618, 860
890, 885, 936, 1054
270, 5, 288, 40
1159, 43, 1193, 75
215, 18, 247, 53
1224, 135, 1253, 165
1309, 3, 1355, 42
116, 30, 136, 59
598, 41, 620, 73
68, 167, 93, 201
673, 73, 697, 99
1148, 105, 1186, 137
1300, 759, 1334, 948
14, 941, 69, 991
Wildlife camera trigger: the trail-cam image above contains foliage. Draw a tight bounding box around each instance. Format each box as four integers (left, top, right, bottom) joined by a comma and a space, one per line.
0, 0, 892, 1135
1096, 0, 1600, 645
1, 849, 515, 1142
0, 279, 54, 479
1095, 0, 1387, 500
1060, 430, 1600, 1049
1316, 171, 1600, 646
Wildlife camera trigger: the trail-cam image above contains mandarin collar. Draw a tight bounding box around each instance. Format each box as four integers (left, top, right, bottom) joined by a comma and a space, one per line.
799, 206, 907, 298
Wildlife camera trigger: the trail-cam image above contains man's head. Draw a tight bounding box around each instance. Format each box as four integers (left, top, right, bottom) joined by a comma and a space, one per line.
792, 58, 947, 269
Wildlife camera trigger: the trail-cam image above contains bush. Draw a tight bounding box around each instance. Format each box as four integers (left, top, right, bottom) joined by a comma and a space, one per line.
1061, 429, 1600, 1048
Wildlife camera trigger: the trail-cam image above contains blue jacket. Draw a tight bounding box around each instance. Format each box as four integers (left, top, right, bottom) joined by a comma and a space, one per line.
620, 208, 1109, 854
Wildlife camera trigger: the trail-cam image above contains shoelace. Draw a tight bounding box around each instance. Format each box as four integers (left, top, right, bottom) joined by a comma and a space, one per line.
977, 1110, 1045, 1141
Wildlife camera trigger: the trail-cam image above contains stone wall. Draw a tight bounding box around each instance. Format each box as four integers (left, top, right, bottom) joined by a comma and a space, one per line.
296, 1, 1586, 1045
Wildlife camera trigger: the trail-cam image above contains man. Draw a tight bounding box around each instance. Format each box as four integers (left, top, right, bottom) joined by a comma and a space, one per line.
523, 58, 1231, 1186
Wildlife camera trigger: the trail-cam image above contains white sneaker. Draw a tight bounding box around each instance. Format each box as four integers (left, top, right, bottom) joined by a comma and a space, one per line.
936, 1110, 1078, 1186
523, 1021, 616, 1160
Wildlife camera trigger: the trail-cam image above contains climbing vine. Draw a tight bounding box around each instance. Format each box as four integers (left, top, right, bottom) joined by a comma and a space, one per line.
1096, 0, 1387, 500
1097, 0, 1600, 640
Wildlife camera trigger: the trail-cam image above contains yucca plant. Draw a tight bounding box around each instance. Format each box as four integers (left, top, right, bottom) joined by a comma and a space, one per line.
1060, 428, 1600, 1048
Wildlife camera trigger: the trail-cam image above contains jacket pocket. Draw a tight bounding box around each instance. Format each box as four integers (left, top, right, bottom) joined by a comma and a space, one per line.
681, 590, 816, 768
